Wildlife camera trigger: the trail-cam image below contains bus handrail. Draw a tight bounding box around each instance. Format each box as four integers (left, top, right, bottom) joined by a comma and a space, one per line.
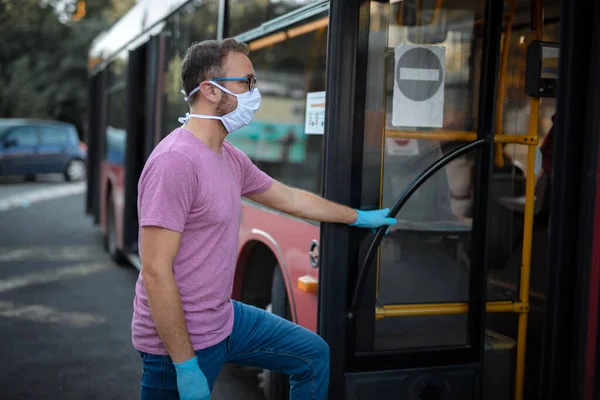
386, 128, 538, 145
348, 138, 486, 318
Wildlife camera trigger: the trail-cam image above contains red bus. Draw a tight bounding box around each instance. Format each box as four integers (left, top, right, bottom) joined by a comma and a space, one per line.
85, 0, 600, 399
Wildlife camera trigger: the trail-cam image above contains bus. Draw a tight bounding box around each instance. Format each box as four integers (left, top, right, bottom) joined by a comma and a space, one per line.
85, 0, 600, 399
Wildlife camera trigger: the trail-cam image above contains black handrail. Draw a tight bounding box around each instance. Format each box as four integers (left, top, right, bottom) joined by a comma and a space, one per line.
347, 138, 486, 318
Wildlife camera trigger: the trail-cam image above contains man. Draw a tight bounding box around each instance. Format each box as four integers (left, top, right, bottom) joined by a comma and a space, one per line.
133, 38, 396, 400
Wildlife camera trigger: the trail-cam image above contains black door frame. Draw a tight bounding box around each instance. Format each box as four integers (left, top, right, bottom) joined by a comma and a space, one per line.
539, 0, 600, 399
319, 0, 504, 397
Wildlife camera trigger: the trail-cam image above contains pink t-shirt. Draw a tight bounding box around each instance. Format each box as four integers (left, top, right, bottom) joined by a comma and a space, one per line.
131, 127, 273, 355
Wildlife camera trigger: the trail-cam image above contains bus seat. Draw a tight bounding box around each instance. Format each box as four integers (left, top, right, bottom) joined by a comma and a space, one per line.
497, 172, 549, 216
393, 219, 472, 231
383, 138, 472, 234
487, 166, 527, 271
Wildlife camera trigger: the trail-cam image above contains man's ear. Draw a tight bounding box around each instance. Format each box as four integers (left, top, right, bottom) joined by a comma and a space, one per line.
199, 81, 219, 104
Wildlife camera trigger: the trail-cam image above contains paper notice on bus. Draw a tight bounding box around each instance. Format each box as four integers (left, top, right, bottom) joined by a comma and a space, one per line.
305, 91, 326, 135
392, 44, 445, 128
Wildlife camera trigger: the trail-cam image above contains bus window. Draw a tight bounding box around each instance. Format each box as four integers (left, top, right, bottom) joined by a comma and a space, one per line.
361, 0, 486, 352
227, 14, 328, 194
485, 7, 560, 397
358, 0, 560, 396
227, 0, 320, 37
105, 52, 128, 165
160, 1, 219, 137
501, 23, 560, 174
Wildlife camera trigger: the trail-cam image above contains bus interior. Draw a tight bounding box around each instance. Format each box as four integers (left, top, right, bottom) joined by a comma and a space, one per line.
357, 0, 559, 399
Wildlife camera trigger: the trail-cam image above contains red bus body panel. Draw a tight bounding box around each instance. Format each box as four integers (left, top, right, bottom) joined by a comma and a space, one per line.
99, 160, 126, 248
235, 203, 320, 332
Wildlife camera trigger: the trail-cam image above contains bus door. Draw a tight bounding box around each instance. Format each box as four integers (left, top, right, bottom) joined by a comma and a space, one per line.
86, 68, 107, 225
318, 0, 538, 399
122, 34, 163, 257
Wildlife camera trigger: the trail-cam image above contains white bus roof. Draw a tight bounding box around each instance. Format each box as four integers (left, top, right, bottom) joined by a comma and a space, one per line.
88, 0, 192, 71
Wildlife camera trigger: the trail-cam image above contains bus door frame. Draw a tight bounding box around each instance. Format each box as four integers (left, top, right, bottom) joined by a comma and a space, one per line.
122, 42, 150, 255
319, 0, 504, 398
86, 69, 108, 225
540, 0, 600, 399
121, 34, 162, 256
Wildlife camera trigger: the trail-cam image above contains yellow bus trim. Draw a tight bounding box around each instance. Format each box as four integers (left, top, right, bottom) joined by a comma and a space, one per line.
386, 129, 537, 145
375, 301, 530, 319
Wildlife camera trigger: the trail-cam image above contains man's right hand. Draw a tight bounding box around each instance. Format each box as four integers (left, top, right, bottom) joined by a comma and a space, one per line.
349, 208, 397, 229
173, 356, 210, 400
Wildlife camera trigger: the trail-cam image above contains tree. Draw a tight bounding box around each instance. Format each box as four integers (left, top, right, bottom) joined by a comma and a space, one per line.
0, 0, 132, 138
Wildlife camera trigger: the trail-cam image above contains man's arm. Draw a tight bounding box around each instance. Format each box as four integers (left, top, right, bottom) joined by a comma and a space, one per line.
140, 226, 194, 364
239, 149, 393, 227
245, 180, 396, 230
246, 180, 357, 223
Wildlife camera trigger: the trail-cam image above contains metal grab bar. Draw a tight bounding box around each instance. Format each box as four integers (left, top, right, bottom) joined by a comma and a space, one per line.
347, 138, 486, 318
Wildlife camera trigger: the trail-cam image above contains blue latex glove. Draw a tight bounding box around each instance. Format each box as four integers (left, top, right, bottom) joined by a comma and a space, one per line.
173, 356, 210, 400
349, 208, 397, 229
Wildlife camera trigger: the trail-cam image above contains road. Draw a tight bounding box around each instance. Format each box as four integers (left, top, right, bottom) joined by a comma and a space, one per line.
0, 176, 266, 399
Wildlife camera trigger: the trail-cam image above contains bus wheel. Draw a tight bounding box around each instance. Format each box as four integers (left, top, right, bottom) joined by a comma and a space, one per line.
259, 265, 291, 400
104, 194, 128, 266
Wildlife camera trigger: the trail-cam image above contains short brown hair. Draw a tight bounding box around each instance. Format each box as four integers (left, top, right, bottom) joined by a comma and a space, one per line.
181, 38, 249, 101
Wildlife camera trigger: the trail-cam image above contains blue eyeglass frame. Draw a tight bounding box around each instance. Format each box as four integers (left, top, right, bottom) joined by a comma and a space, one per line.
212, 76, 257, 92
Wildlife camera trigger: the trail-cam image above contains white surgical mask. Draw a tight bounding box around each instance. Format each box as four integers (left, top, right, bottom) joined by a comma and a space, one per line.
178, 81, 261, 133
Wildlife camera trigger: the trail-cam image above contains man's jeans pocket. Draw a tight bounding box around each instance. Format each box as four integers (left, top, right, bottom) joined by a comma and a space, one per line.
139, 352, 179, 399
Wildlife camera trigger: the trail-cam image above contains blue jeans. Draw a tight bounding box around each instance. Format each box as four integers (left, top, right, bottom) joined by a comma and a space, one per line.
139, 300, 330, 399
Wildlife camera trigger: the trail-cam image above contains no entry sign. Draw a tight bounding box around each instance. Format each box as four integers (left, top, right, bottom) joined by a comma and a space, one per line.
392, 44, 446, 128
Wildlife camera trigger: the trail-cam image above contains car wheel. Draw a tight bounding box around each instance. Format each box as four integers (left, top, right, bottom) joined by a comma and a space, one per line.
64, 159, 86, 182
259, 266, 291, 400
105, 194, 128, 266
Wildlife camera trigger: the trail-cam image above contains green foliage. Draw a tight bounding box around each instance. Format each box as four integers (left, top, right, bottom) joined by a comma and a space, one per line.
0, 0, 130, 139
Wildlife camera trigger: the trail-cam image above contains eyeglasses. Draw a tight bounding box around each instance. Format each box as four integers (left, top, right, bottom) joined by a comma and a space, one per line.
212, 76, 257, 92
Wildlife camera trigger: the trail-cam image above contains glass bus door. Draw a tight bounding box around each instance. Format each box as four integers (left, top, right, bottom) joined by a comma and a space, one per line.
317, 0, 535, 399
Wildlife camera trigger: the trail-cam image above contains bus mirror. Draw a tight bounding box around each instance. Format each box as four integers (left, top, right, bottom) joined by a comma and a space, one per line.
526, 40, 560, 98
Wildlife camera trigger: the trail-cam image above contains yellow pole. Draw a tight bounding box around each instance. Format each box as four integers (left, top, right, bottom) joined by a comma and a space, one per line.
386, 129, 538, 144
431, 0, 444, 25
494, 0, 516, 168
375, 301, 526, 318
514, 2, 542, 397
514, 127, 538, 400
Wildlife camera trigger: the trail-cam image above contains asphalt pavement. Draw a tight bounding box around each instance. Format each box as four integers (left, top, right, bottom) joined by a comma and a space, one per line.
0, 176, 265, 399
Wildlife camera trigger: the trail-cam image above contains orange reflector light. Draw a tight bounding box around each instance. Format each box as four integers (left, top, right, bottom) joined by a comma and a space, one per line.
298, 275, 318, 294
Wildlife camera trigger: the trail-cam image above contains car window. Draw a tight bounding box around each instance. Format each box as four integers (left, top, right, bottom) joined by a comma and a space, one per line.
67, 125, 80, 143
5, 126, 38, 147
0, 124, 16, 137
40, 126, 69, 145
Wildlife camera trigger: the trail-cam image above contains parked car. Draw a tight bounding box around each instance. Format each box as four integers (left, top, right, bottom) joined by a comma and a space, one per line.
0, 119, 87, 181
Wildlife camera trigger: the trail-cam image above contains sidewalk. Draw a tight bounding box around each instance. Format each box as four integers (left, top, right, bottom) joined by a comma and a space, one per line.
0, 179, 86, 213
